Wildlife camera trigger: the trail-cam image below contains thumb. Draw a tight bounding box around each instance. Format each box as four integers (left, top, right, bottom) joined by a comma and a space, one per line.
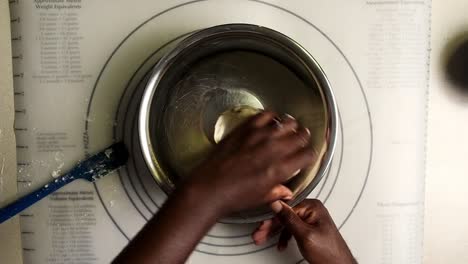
271, 201, 307, 236
264, 185, 293, 202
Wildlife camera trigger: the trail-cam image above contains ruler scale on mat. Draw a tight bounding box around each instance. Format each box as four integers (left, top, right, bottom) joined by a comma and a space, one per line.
7, 1, 431, 263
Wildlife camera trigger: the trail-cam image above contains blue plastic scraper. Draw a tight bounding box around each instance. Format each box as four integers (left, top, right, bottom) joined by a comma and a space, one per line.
0, 142, 128, 224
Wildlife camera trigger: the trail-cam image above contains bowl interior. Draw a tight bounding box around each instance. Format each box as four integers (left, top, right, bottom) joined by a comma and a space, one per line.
147, 28, 330, 222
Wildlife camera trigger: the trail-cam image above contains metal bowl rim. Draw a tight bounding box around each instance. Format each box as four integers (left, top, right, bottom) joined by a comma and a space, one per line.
138, 23, 339, 223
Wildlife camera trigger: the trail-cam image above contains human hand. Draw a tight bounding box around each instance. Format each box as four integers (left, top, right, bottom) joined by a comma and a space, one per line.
185, 111, 316, 216
252, 199, 357, 264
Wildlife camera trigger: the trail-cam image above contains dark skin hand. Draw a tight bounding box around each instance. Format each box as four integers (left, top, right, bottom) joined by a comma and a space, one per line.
252, 199, 357, 264
114, 111, 354, 263
114, 112, 356, 264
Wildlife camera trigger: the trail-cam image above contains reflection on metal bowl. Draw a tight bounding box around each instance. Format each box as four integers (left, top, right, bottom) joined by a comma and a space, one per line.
139, 24, 338, 223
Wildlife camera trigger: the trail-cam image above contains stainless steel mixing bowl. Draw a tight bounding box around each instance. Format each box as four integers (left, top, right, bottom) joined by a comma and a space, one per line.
139, 24, 338, 223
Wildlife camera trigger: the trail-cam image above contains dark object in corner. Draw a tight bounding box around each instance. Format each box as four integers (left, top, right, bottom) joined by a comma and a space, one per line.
446, 38, 468, 91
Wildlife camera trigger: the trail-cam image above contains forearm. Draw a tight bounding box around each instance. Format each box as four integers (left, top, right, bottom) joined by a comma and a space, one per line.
113, 184, 220, 264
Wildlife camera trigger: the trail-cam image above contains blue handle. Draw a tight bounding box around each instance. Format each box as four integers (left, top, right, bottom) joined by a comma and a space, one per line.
0, 143, 128, 224
0, 172, 76, 223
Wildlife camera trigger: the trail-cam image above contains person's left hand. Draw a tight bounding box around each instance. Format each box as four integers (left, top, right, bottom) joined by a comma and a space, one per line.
252, 199, 356, 264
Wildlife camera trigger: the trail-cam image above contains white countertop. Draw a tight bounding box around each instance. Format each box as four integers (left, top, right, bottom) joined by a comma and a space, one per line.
424, 0, 468, 263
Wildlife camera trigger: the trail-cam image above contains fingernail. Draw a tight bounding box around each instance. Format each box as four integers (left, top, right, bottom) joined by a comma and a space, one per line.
305, 127, 311, 135
284, 113, 295, 120
283, 195, 293, 201
271, 201, 283, 213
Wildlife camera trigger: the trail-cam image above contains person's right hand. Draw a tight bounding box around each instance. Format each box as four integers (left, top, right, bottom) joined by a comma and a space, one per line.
252, 199, 357, 264
185, 111, 316, 216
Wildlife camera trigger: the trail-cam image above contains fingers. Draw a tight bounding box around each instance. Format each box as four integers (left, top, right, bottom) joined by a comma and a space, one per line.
252, 217, 282, 245
233, 112, 312, 163
294, 199, 332, 226
252, 219, 272, 245
268, 126, 311, 157
276, 147, 317, 181
263, 185, 293, 203
221, 111, 277, 144
272, 115, 299, 138
252, 127, 312, 181
253, 223, 294, 251
250, 111, 277, 128
271, 201, 308, 236
244, 114, 299, 147
253, 199, 328, 247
